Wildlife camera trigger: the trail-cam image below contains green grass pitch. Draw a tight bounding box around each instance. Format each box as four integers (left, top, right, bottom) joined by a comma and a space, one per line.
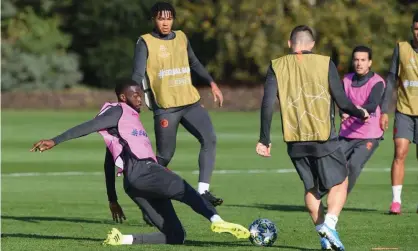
2, 110, 417, 250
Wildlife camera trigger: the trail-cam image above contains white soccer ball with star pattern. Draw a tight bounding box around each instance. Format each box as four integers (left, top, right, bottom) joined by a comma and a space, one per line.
248, 218, 278, 247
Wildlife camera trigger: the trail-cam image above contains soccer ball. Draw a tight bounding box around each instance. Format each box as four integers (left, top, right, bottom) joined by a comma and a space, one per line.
248, 218, 278, 247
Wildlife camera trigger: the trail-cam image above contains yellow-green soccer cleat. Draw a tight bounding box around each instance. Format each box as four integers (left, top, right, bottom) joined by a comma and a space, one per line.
211, 221, 250, 239
102, 228, 123, 246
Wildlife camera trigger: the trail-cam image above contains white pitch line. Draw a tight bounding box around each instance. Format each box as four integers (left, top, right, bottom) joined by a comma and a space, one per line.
3, 168, 418, 177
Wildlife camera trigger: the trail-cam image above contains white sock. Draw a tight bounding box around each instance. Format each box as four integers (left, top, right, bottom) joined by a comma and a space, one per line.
198, 182, 210, 194
121, 235, 133, 245
392, 185, 402, 203
210, 214, 223, 223
324, 214, 338, 230
315, 223, 323, 232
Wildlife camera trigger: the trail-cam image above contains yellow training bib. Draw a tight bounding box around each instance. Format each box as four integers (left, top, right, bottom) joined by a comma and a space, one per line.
272, 54, 332, 142
397, 41, 418, 115
141, 30, 200, 108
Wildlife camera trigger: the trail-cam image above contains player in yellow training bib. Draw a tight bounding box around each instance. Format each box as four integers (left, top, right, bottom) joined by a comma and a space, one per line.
380, 11, 418, 215
130, 2, 224, 226
256, 25, 368, 251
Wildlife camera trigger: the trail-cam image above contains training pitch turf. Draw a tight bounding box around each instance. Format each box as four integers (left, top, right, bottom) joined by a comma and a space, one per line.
2, 110, 417, 250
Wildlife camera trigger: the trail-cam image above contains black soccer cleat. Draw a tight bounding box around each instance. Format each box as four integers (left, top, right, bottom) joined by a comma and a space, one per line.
202, 191, 223, 207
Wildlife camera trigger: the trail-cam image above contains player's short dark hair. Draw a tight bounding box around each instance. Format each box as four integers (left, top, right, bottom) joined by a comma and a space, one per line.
150, 1, 176, 19
290, 25, 315, 43
413, 11, 418, 23
114, 79, 138, 97
352, 45, 372, 60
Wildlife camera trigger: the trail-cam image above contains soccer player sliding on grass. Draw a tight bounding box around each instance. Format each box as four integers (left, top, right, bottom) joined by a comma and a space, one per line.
30, 80, 249, 246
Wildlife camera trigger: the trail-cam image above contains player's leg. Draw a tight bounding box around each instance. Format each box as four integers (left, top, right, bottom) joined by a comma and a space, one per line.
316, 148, 348, 251
416, 143, 418, 161
389, 112, 413, 214
305, 189, 332, 251
290, 157, 331, 250
180, 104, 222, 206
103, 197, 186, 245
139, 203, 154, 226
338, 138, 355, 193
291, 157, 324, 224
347, 139, 380, 193
414, 116, 418, 160
147, 109, 184, 226
339, 137, 356, 159
154, 111, 183, 167
125, 160, 250, 239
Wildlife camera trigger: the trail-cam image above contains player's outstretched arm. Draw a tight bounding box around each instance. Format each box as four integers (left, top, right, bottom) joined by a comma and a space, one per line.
131, 38, 148, 86
328, 61, 368, 120
30, 139, 56, 152
360, 82, 385, 114
381, 45, 399, 114
380, 45, 399, 130
257, 64, 277, 157
30, 106, 122, 152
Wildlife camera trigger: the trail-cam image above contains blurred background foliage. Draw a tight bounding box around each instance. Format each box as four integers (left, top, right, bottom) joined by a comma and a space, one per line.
1, 0, 416, 91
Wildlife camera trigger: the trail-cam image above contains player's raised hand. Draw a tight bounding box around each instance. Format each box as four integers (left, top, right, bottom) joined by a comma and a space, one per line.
30, 139, 56, 152
109, 201, 126, 223
210, 82, 224, 107
380, 113, 389, 131
256, 142, 271, 157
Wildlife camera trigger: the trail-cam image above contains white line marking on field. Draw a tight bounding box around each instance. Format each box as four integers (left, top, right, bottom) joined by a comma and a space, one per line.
3, 168, 418, 177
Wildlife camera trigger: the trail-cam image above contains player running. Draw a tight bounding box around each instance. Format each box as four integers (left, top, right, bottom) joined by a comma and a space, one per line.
339, 46, 386, 193
131, 1, 223, 206
380, 12, 418, 215
256, 25, 369, 251
30, 80, 250, 246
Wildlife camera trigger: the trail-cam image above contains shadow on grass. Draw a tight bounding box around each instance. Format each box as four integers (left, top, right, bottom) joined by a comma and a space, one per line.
2, 233, 320, 250
1, 233, 102, 242
226, 203, 377, 213
185, 240, 320, 250
1, 215, 147, 226
2, 215, 105, 224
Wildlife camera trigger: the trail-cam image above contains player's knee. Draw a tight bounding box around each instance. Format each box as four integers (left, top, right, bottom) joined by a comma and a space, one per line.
157, 154, 173, 167
201, 132, 217, 148
305, 187, 321, 200
394, 139, 409, 161
394, 148, 408, 162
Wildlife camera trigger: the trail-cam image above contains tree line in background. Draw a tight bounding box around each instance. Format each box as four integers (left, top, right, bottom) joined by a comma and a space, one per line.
1, 0, 416, 91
